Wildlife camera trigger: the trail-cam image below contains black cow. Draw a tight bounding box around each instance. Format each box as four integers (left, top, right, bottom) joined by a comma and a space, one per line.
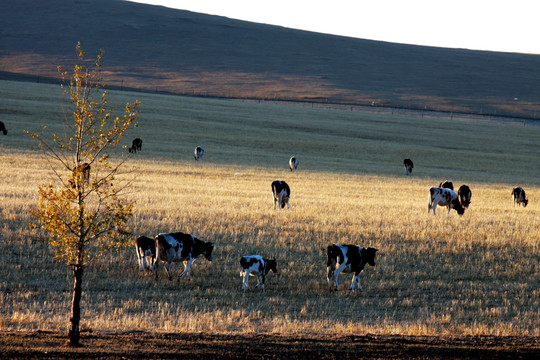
457, 184, 472, 208
0, 121, 7, 135
129, 137, 142, 153
326, 244, 378, 291
512, 187, 528, 207
194, 146, 204, 160
271, 180, 290, 209
403, 159, 414, 175
135, 236, 155, 271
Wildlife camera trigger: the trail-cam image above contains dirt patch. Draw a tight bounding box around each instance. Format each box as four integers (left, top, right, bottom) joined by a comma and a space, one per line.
1, 331, 538, 359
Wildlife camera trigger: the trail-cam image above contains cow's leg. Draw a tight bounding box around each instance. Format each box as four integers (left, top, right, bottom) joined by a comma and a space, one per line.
243, 272, 250, 292
164, 262, 173, 281
273, 195, 277, 210
154, 259, 160, 282
333, 263, 347, 291
178, 259, 193, 281
286, 197, 289, 210
326, 267, 335, 291
278, 193, 284, 210
260, 274, 266, 291
350, 274, 362, 291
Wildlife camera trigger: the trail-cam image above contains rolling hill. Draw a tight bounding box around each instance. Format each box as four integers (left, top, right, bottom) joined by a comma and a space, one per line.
1, 0, 540, 119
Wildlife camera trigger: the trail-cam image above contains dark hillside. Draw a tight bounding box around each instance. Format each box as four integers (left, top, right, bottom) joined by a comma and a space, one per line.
1, 0, 539, 118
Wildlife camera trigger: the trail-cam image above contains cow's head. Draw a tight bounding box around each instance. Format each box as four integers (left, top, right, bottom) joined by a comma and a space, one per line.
203, 242, 214, 261
523, 199, 529, 207
267, 258, 278, 274
453, 200, 465, 215
363, 248, 378, 266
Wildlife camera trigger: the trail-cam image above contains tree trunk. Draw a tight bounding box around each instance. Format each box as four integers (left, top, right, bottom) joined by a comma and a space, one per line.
66, 264, 84, 347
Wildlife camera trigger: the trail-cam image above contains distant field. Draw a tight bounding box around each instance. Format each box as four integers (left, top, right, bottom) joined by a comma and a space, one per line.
0, 80, 539, 337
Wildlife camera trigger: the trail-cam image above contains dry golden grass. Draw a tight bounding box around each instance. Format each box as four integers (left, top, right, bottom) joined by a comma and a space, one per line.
0, 80, 539, 337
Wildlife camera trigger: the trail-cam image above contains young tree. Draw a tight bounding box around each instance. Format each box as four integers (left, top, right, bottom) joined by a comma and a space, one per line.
26, 43, 141, 346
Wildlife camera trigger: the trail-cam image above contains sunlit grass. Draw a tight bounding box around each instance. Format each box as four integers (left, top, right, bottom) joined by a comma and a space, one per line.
0, 80, 539, 337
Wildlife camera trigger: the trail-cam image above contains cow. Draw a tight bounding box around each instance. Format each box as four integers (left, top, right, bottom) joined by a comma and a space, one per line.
439, 180, 454, 190
69, 162, 91, 188
154, 232, 213, 282
194, 146, 204, 160
129, 137, 142, 153
239, 255, 278, 292
289, 156, 299, 172
458, 184, 472, 208
326, 244, 378, 291
512, 187, 528, 207
135, 236, 155, 271
403, 158, 414, 175
271, 180, 290, 209
428, 187, 465, 215
0, 121, 7, 135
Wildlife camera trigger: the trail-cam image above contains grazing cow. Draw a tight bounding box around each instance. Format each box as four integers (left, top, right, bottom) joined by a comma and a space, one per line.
135, 236, 155, 271
194, 146, 204, 160
69, 162, 91, 188
154, 232, 213, 282
271, 179, 290, 209
439, 180, 454, 190
403, 158, 414, 175
326, 244, 378, 291
239, 255, 278, 292
289, 156, 299, 172
457, 184, 472, 208
512, 187, 528, 207
129, 137, 142, 153
428, 187, 465, 215
0, 121, 7, 135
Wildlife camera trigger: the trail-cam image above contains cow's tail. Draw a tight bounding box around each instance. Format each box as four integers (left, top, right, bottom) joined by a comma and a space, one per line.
154, 235, 161, 281
326, 245, 335, 267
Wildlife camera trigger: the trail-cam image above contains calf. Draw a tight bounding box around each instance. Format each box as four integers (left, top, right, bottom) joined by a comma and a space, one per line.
289, 156, 299, 172
135, 236, 155, 271
458, 184, 472, 208
403, 158, 414, 175
194, 146, 204, 160
129, 137, 142, 153
271, 179, 290, 209
428, 187, 465, 215
439, 180, 454, 190
154, 232, 213, 282
239, 255, 278, 292
0, 121, 7, 135
512, 187, 528, 207
326, 244, 378, 291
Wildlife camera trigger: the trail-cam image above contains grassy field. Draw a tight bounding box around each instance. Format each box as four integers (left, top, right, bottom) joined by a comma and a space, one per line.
0, 79, 539, 337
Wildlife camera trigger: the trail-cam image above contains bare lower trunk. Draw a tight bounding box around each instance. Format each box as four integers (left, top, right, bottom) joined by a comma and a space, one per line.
66, 265, 83, 347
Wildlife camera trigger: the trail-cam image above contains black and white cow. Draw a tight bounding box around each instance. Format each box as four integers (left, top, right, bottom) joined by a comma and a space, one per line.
239, 255, 278, 292
403, 158, 414, 175
458, 184, 472, 208
154, 232, 214, 282
439, 180, 454, 190
129, 137, 142, 153
289, 156, 299, 172
0, 121, 7, 135
326, 244, 378, 291
271, 179, 290, 209
428, 187, 465, 215
512, 187, 528, 207
135, 236, 155, 271
194, 146, 204, 160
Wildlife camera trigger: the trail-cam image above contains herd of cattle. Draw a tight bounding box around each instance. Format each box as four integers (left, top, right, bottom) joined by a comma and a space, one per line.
1, 123, 531, 292
132, 156, 528, 293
